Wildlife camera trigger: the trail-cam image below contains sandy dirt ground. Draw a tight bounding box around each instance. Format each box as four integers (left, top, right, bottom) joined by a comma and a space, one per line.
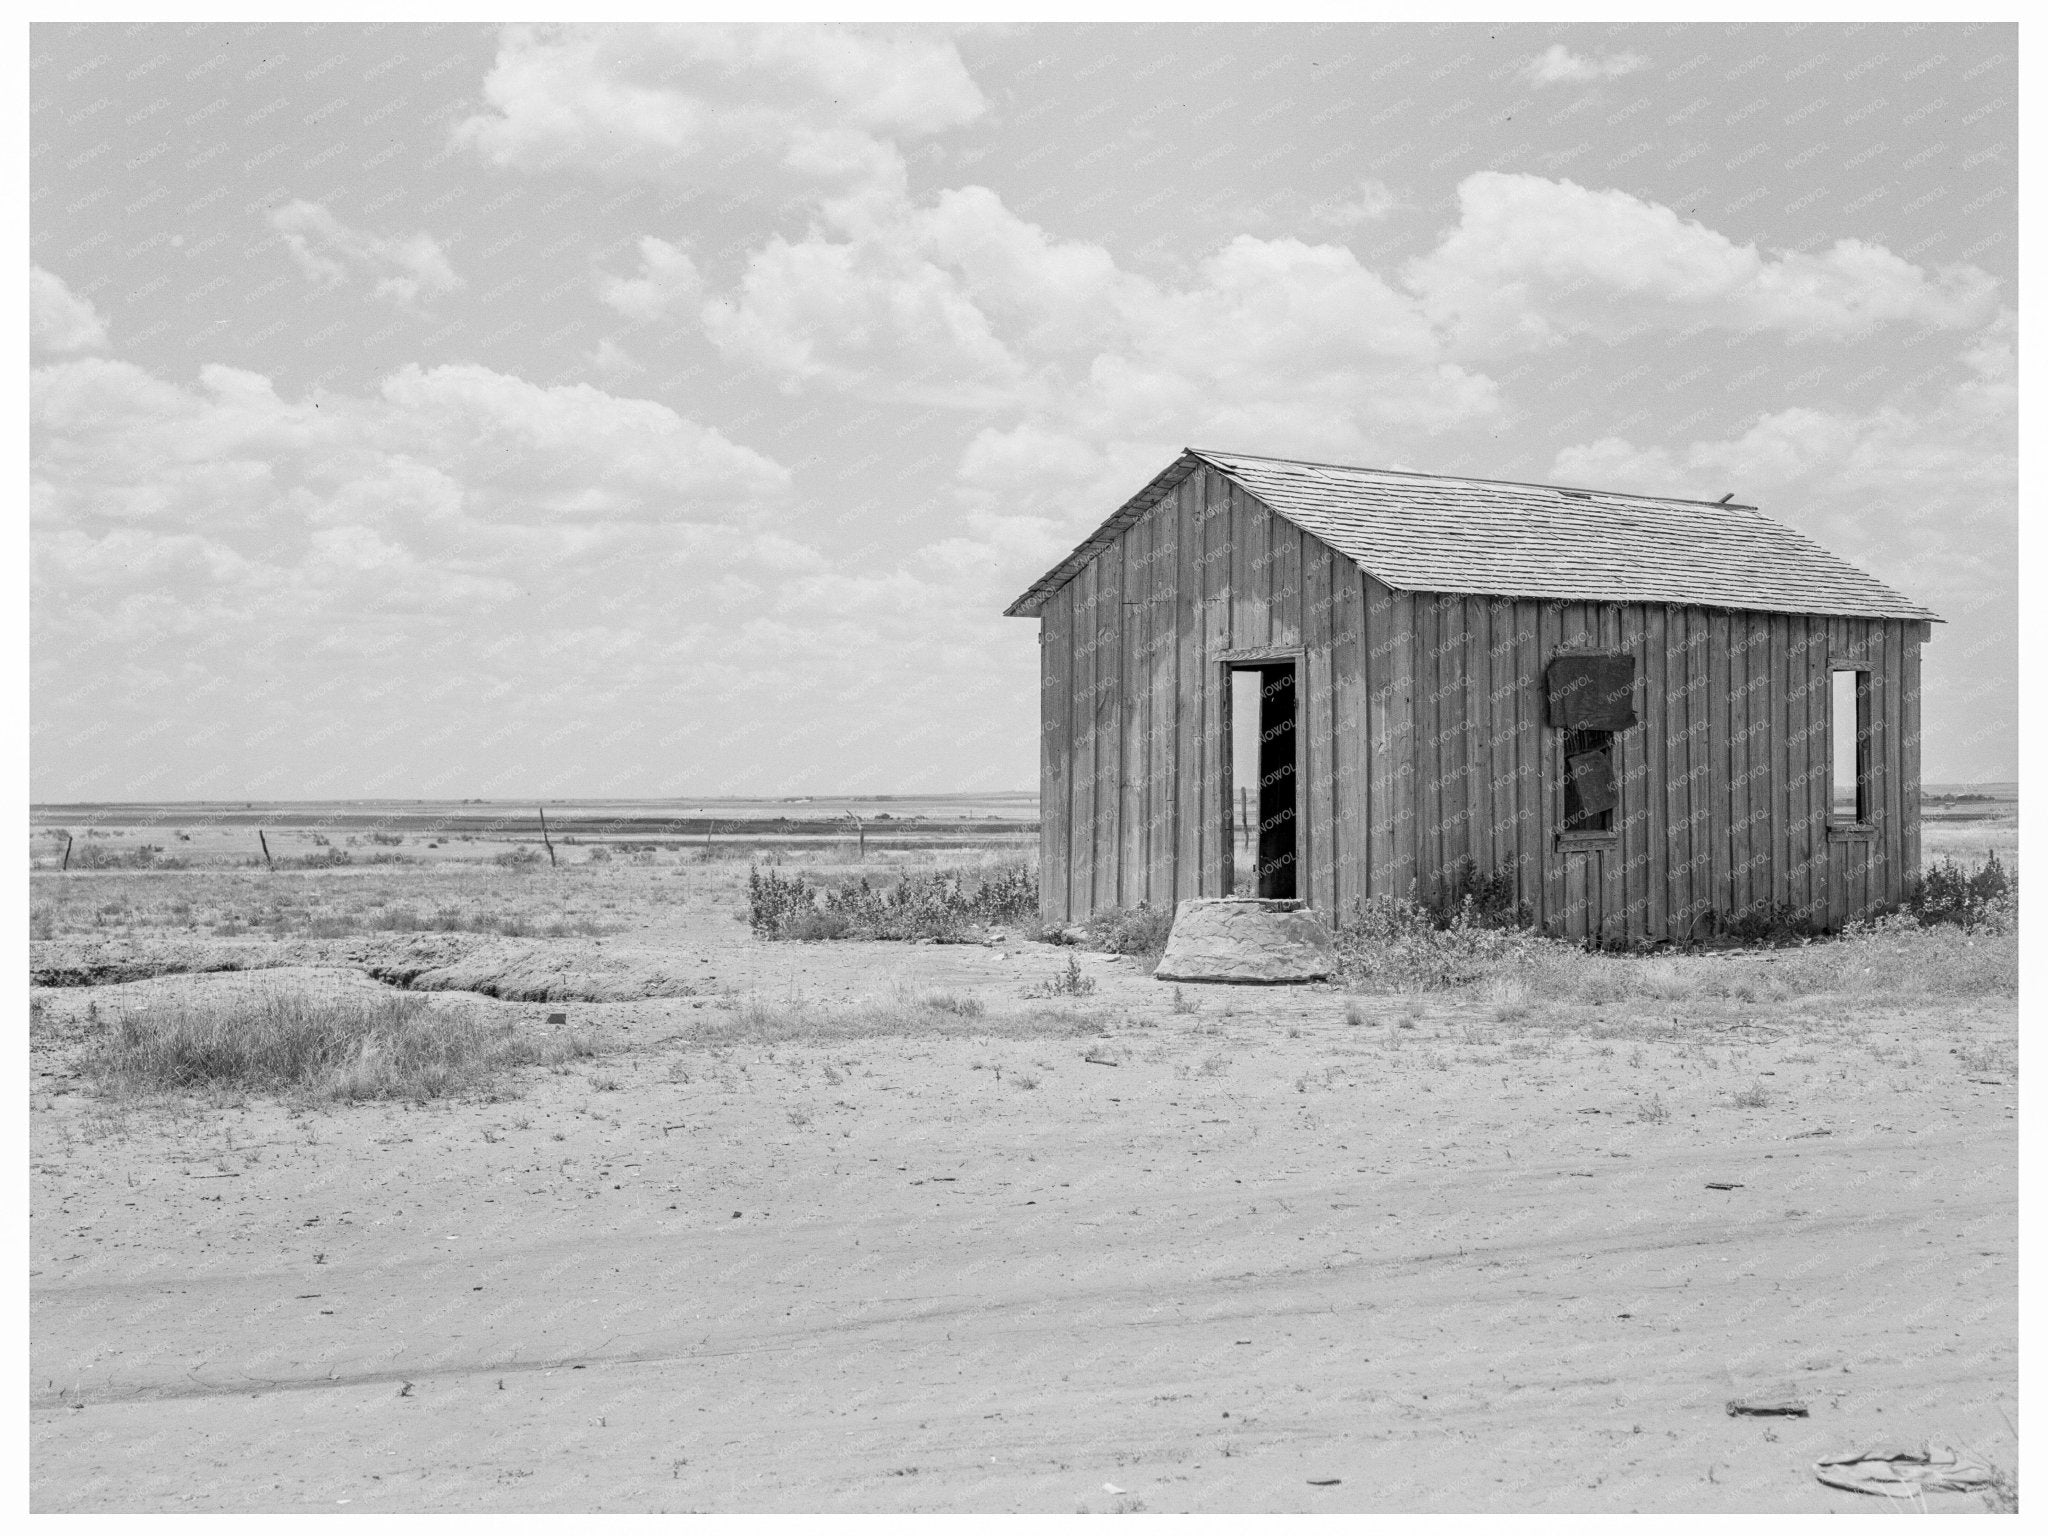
29, 864, 2017, 1513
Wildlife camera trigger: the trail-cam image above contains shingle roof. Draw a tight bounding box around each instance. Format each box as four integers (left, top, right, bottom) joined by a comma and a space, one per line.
1004, 448, 1938, 623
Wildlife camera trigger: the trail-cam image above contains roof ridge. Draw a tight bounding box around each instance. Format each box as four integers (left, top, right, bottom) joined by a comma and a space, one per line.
1188, 446, 1760, 511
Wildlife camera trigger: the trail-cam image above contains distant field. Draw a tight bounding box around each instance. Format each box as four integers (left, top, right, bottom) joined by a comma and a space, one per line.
1920, 783, 2018, 868
28, 795, 1039, 870
30, 785, 2009, 875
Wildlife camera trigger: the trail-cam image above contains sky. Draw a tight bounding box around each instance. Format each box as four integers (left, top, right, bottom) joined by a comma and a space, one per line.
29, 21, 2018, 800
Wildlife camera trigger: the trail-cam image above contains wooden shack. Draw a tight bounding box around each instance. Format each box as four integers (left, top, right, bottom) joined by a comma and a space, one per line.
1006, 449, 1938, 943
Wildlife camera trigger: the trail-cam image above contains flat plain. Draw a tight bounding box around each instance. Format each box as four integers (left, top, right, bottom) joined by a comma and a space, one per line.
27, 801, 2018, 1513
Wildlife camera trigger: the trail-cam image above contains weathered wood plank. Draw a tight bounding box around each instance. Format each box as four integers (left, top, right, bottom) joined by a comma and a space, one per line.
1117, 512, 1147, 908
1614, 604, 1648, 943
1706, 608, 1732, 927
1901, 622, 1924, 887
1093, 543, 1124, 916
1388, 587, 1417, 903
1510, 600, 1543, 927
1764, 612, 1788, 912
1639, 606, 1669, 942
1199, 472, 1232, 895
1445, 594, 1475, 891
1417, 594, 1448, 902
1173, 478, 1202, 904
1670, 608, 1702, 936
1147, 496, 1181, 907
1333, 567, 1367, 916
1040, 581, 1073, 923
1231, 485, 1270, 652
1482, 599, 1513, 892
1728, 611, 1755, 921
1878, 618, 1904, 905
1271, 517, 1303, 650
1534, 600, 1564, 932
1068, 560, 1098, 917
1302, 535, 1339, 914
1563, 849, 1591, 942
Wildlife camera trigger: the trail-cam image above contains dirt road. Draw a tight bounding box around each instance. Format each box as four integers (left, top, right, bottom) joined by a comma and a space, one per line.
30, 931, 2017, 1512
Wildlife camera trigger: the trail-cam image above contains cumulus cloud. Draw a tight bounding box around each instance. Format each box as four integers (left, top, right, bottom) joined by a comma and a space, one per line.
1305, 177, 1397, 231
454, 23, 985, 202
32, 266, 109, 353
30, 347, 1011, 796
1521, 45, 1648, 86
1551, 314, 2016, 776
596, 236, 704, 323
269, 200, 463, 305
1407, 172, 1998, 352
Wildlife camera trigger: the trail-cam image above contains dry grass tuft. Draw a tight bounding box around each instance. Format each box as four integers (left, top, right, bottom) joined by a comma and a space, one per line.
86, 991, 594, 1102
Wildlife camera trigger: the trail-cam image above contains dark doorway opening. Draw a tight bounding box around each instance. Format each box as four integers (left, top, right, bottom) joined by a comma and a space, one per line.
1228, 662, 1298, 899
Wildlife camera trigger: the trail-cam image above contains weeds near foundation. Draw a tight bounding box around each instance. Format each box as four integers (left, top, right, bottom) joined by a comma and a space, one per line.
1061, 903, 1175, 959
746, 861, 1038, 941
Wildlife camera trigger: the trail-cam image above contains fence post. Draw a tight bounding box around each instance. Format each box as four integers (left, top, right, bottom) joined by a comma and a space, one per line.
61, 833, 72, 871
538, 807, 557, 867
259, 830, 273, 870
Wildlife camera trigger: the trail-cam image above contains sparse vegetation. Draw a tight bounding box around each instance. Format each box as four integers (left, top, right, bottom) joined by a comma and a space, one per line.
84, 991, 595, 1102
1061, 902, 1175, 959
1029, 954, 1096, 997
746, 861, 1038, 942
1336, 891, 2017, 1004
1902, 851, 2016, 931
692, 992, 1098, 1047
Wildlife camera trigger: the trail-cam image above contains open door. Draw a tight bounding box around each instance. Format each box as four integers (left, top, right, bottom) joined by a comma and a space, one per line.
1228, 662, 1299, 899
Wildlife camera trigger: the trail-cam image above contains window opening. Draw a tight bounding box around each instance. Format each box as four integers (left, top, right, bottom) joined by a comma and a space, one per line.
1546, 652, 1634, 837
1830, 668, 1871, 823
1562, 729, 1616, 832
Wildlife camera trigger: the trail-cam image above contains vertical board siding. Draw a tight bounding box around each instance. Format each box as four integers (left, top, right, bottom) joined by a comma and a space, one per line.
1067, 561, 1098, 918
1727, 610, 1752, 920
1333, 567, 1367, 914
1092, 549, 1123, 916
1615, 604, 1650, 942
1302, 537, 1339, 914
1534, 601, 1565, 930
1040, 581, 1073, 922
1416, 596, 1446, 901
1640, 606, 1670, 942
1510, 600, 1544, 927
1030, 469, 1926, 936
1879, 619, 1903, 904
1387, 588, 1418, 902
1118, 510, 1147, 908
1484, 601, 1515, 898
1901, 623, 1924, 884
1198, 473, 1231, 896
1172, 477, 1203, 904
1146, 499, 1179, 906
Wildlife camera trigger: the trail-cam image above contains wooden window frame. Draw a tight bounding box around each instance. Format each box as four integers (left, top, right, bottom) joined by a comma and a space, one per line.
1826, 660, 1876, 835
1550, 646, 1629, 853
